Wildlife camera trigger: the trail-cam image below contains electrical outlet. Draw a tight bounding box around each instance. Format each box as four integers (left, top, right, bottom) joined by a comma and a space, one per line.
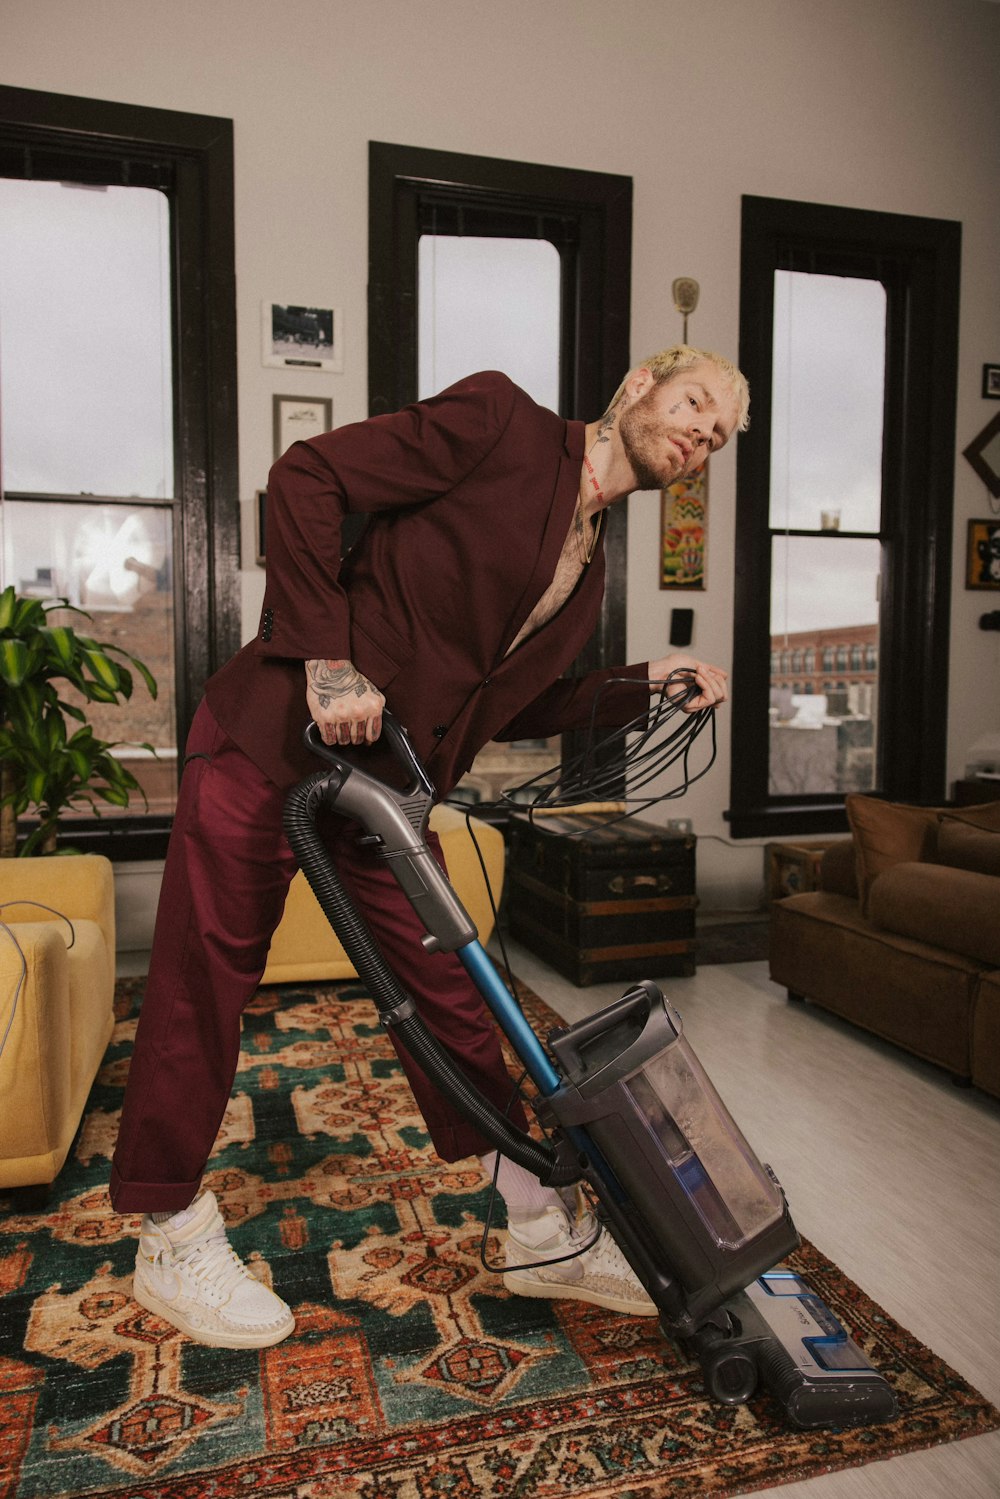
666, 817, 693, 836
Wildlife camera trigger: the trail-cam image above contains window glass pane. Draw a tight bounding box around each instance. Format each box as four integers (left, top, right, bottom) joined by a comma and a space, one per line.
0, 178, 173, 498
418, 235, 560, 409
2, 499, 177, 815
769, 271, 885, 534
769, 535, 879, 796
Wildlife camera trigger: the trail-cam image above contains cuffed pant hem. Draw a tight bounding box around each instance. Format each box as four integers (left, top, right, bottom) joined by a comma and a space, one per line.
109, 1159, 203, 1215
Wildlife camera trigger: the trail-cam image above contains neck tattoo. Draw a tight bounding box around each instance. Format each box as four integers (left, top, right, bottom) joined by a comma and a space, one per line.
576, 454, 606, 565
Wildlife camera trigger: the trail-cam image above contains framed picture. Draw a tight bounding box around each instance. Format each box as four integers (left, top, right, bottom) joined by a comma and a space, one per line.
962, 410, 1000, 498
272, 394, 333, 459
255, 490, 267, 566
660, 465, 708, 589
982, 364, 1000, 401
262, 301, 343, 372
966, 518, 1000, 590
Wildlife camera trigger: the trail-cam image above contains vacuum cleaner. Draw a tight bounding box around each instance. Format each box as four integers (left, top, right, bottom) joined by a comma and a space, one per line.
283, 711, 897, 1431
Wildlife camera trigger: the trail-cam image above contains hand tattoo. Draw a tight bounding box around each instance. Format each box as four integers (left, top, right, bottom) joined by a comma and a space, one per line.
306, 659, 375, 708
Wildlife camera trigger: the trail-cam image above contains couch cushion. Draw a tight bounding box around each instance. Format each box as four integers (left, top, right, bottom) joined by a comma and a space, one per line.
935, 816, 1000, 878
819, 840, 858, 898
868, 862, 1000, 968
845, 795, 948, 916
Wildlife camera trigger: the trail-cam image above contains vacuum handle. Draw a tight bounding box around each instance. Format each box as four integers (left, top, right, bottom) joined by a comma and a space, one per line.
303, 712, 434, 800
302, 714, 476, 954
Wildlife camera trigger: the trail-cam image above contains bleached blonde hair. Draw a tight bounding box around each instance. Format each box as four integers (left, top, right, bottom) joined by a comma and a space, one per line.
606, 344, 750, 432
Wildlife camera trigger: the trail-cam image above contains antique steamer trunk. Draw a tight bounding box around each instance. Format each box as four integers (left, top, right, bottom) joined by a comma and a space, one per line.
507, 812, 696, 986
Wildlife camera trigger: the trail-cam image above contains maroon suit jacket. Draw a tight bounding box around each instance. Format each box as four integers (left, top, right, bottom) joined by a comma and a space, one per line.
206, 372, 650, 796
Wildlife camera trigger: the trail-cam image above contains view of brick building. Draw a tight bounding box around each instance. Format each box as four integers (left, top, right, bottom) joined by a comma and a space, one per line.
769, 622, 879, 795
770, 622, 878, 698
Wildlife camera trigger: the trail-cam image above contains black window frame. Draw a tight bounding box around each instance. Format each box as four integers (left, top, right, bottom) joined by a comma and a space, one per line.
0, 85, 240, 859
729, 195, 961, 839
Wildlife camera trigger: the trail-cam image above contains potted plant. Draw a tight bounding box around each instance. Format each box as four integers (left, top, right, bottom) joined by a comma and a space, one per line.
0, 586, 158, 856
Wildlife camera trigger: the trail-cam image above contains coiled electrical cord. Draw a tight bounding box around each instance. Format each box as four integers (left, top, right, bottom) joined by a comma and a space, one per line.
444, 668, 717, 833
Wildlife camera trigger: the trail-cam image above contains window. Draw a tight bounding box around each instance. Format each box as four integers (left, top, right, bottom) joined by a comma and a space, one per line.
731, 196, 960, 837
369, 142, 632, 789
418, 235, 561, 409
0, 87, 239, 856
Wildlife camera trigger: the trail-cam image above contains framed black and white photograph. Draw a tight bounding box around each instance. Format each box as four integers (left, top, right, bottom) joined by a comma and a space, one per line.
272, 393, 333, 459
262, 301, 343, 372
982, 364, 1000, 401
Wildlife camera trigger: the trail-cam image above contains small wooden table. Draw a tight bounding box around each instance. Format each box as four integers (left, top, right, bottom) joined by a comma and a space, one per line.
766, 839, 844, 905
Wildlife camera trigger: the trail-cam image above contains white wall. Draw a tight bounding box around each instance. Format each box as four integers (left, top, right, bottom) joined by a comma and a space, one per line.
5, 0, 999, 924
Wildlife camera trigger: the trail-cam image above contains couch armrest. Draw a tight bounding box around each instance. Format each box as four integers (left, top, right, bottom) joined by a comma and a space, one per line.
869, 862, 1000, 968
0, 854, 115, 968
0, 922, 71, 1161
820, 839, 858, 898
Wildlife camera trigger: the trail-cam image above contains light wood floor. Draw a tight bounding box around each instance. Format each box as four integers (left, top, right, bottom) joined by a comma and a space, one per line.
493, 939, 1000, 1499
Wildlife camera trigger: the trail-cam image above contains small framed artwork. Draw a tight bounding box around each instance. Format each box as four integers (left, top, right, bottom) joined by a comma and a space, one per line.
255, 490, 267, 566
962, 410, 1000, 498
982, 364, 1000, 401
262, 301, 343, 372
660, 465, 708, 590
966, 518, 1000, 590
272, 394, 333, 459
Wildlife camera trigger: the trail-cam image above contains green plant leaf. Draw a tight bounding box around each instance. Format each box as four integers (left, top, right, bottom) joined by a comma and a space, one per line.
81, 648, 123, 692
0, 638, 30, 687
11, 595, 47, 634
95, 784, 131, 807
25, 768, 48, 803
131, 658, 158, 698
45, 713, 67, 753
67, 748, 93, 779
0, 586, 17, 630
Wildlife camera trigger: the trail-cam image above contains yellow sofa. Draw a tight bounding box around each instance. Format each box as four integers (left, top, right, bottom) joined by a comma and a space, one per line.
0, 854, 116, 1189
261, 805, 505, 984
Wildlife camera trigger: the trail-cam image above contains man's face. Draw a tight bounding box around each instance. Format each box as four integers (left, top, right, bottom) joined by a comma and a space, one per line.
618, 361, 740, 490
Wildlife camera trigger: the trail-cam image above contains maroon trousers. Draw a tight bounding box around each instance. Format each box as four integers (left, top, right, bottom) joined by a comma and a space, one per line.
110, 701, 526, 1214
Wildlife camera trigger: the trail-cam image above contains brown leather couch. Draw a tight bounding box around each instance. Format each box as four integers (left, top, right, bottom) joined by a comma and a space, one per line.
769, 795, 1000, 1096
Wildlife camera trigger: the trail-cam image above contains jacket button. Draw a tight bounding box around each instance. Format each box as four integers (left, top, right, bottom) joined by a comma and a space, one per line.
482, 677, 491, 687
432, 724, 447, 738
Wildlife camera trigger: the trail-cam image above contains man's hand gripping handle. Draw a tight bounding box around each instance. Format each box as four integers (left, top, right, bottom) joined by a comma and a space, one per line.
303, 715, 477, 954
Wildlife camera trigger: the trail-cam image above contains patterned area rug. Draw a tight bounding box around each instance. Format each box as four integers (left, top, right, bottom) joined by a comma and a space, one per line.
1, 975, 996, 1499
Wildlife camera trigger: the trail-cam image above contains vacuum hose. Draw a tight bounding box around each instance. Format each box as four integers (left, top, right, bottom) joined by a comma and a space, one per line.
283, 772, 578, 1186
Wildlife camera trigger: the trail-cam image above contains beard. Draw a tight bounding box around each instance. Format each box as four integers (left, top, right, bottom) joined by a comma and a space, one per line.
618, 391, 690, 490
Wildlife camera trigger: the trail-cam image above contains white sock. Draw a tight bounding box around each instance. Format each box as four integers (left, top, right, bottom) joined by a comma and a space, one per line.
150, 1197, 198, 1230
479, 1152, 574, 1229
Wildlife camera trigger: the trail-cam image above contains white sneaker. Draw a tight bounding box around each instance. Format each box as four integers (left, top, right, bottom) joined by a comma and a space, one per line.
133, 1191, 295, 1348
503, 1202, 657, 1317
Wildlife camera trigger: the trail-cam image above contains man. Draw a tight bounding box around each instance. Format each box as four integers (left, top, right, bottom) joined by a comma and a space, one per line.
111, 345, 748, 1350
